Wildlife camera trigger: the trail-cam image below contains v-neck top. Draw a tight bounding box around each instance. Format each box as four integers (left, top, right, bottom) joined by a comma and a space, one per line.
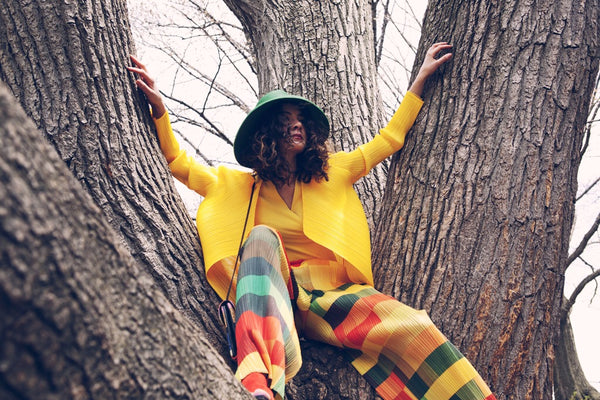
255, 180, 336, 263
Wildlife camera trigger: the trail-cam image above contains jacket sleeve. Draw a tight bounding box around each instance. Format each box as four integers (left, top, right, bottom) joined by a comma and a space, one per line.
153, 112, 217, 197
331, 91, 424, 183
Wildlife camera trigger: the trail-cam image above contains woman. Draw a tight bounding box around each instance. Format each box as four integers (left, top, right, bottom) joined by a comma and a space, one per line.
127, 42, 496, 400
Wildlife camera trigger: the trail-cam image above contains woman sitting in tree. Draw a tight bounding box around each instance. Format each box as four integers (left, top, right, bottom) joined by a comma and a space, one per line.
127, 42, 496, 400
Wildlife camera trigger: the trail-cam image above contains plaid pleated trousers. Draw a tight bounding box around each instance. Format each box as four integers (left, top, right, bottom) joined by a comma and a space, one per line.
234, 226, 496, 400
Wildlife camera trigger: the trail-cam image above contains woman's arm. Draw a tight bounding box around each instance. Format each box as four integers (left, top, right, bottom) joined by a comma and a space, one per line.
126, 56, 217, 196
335, 42, 453, 181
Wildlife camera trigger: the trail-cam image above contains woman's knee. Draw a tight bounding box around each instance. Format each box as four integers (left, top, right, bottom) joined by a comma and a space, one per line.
246, 225, 279, 246
240, 225, 282, 260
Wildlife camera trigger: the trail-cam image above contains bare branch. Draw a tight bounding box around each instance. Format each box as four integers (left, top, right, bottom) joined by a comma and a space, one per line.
186, 0, 256, 74
172, 127, 214, 166
580, 72, 600, 157
150, 44, 251, 113
567, 210, 600, 267
563, 261, 600, 316
577, 176, 600, 201
374, 0, 392, 67
170, 2, 256, 94
388, 17, 418, 55
203, 49, 224, 111
161, 89, 233, 146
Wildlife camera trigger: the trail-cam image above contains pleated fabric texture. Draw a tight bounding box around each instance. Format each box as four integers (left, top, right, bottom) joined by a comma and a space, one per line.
235, 226, 496, 400
235, 226, 301, 400
293, 261, 496, 400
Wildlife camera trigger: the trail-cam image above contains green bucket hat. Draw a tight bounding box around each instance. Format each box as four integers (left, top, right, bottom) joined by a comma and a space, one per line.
233, 89, 330, 168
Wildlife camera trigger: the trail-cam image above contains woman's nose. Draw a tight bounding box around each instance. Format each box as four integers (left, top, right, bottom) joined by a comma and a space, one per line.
290, 119, 302, 131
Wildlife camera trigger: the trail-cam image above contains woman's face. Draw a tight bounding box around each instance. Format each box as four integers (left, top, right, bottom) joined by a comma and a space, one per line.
277, 103, 307, 159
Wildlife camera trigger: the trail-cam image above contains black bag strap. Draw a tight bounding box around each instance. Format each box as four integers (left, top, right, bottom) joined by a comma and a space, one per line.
224, 176, 257, 303
218, 175, 257, 360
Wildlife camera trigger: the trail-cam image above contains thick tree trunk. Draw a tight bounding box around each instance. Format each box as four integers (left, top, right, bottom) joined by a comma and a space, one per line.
0, 0, 228, 350
554, 311, 600, 400
0, 83, 250, 399
372, 1, 600, 399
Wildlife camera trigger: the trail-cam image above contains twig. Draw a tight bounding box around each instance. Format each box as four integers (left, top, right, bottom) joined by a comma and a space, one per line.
567, 210, 600, 267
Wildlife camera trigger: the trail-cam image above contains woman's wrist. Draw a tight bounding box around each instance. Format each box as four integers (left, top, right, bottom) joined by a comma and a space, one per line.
152, 103, 166, 119
408, 74, 427, 98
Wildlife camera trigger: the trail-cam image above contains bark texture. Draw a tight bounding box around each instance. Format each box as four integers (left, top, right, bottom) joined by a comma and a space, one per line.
223, 0, 388, 226
0, 0, 245, 394
0, 83, 250, 399
0, 0, 228, 349
372, 1, 600, 399
554, 311, 600, 400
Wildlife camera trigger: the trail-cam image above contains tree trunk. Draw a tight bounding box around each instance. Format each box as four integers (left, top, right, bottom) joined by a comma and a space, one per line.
0, 83, 250, 399
0, 0, 228, 350
554, 310, 600, 400
372, 1, 600, 399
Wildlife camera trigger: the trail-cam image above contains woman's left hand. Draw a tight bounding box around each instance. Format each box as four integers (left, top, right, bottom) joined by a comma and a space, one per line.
409, 42, 453, 97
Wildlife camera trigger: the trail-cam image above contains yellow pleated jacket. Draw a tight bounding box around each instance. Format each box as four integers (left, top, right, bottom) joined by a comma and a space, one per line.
153, 92, 424, 300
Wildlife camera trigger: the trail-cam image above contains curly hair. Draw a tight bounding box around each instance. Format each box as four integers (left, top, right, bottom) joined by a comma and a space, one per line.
245, 101, 329, 186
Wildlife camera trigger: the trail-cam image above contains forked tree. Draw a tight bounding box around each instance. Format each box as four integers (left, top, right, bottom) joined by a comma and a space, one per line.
1, 0, 599, 399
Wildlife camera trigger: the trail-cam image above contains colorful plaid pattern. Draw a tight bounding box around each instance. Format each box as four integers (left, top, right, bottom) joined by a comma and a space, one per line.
293, 261, 496, 400
235, 226, 301, 400
235, 226, 495, 400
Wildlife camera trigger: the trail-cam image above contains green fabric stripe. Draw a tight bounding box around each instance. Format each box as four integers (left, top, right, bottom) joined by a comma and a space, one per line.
405, 341, 464, 398
310, 284, 379, 329
309, 301, 327, 318
324, 292, 360, 329
450, 379, 485, 400
406, 370, 429, 399
237, 272, 289, 305
414, 362, 438, 389
425, 341, 464, 376
361, 353, 395, 387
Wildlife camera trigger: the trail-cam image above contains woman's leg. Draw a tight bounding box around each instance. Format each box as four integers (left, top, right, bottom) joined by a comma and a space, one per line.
234, 225, 301, 399
293, 263, 495, 400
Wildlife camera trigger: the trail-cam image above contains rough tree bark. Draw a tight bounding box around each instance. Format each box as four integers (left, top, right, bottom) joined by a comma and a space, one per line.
554, 302, 600, 400
0, 0, 384, 398
0, 0, 229, 350
0, 83, 250, 399
372, 1, 600, 399
0, 0, 246, 394
3, 0, 598, 398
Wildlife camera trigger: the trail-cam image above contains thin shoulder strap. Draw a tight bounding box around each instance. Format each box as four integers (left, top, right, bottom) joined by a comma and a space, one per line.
224, 175, 257, 303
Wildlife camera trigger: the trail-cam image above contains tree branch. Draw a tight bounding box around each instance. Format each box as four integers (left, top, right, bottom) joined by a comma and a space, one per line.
562, 264, 600, 317
567, 210, 600, 267
576, 175, 600, 201
160, 89, 234, 146
580, 72, 600, 157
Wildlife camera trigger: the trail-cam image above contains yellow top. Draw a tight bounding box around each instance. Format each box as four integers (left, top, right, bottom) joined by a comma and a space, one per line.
256, 180, 336, 263
153, 91, 424, 299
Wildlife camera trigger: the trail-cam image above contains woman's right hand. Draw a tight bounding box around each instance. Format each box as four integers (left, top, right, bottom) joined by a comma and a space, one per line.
127, 55, 166, 119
